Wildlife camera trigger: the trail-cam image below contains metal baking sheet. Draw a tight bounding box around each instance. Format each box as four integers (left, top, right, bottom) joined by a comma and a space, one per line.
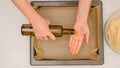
30, 0, 104, 66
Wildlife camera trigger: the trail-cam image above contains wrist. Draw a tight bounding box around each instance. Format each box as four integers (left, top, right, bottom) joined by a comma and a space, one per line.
76, 15, 88, 23
75, 18, 87, 24
30, 15, 44, 23
30, 16, 43, 26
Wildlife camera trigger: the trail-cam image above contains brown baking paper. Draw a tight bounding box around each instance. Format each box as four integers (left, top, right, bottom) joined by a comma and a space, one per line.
32, 6, 100, 60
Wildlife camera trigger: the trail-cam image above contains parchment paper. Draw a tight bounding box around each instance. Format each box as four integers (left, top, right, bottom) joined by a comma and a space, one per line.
32, 6, 100, 60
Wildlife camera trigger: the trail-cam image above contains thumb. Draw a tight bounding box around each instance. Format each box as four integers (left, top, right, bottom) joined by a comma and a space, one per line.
85, 32, 89, 44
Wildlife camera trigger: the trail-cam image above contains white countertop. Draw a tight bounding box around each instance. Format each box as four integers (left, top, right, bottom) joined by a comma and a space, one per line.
0, 0, 120, 68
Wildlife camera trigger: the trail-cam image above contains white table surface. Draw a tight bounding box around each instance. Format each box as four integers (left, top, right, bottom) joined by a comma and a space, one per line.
0, 0, 120, 68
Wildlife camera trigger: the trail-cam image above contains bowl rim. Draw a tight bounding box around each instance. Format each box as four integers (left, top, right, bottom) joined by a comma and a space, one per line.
104, 9, 120, 54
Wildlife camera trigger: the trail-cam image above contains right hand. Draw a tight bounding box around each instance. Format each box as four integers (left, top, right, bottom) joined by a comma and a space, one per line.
69, 20, 90, 55
31, 17, 56, 41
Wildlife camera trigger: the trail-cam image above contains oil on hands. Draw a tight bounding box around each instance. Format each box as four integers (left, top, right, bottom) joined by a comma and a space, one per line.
68, 0, 91, 55
33, 17, 90, 55
69, 21, 89, 55
12, 0, 90, 55
34, 17, 90, 55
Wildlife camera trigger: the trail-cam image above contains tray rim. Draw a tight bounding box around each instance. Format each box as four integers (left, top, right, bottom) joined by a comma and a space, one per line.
30, 1, 104, 66
31, 0, 100, 7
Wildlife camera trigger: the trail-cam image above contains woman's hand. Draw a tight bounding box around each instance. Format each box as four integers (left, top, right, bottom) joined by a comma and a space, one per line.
68, 0, 91, 55
69, 20, 89, 55
31, 17, 56, 41
11, 0, 56, 41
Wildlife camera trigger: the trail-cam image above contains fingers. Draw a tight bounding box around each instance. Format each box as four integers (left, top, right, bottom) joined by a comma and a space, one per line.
70, 36, 75, 52
39, 36, 44, 40
35, 31, 55, 41
37, 33, 56, 41
85, 32, 89, 44
75, 36, 84, 54
69, 35, 74, 48
46, 22, 56, 40
42, 34, 48, 41
72, 37, 79, 55
36, 34, 46, 41
69, 35, 80, 55
70, 35, 83, 55
35, 31, 44, 40
40, 32, 56, 41
69, 32, 85, 55
48, 32, 56, 40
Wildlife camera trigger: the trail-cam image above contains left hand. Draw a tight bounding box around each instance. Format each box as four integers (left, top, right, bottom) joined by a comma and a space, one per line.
69, 20, 90, 55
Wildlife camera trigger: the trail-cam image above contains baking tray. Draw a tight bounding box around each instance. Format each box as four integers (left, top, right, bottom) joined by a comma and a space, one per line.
30, 0, 104, 66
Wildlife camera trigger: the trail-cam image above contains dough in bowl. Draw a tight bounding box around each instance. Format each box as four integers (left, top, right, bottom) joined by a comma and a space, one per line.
107, 18, 120, 50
